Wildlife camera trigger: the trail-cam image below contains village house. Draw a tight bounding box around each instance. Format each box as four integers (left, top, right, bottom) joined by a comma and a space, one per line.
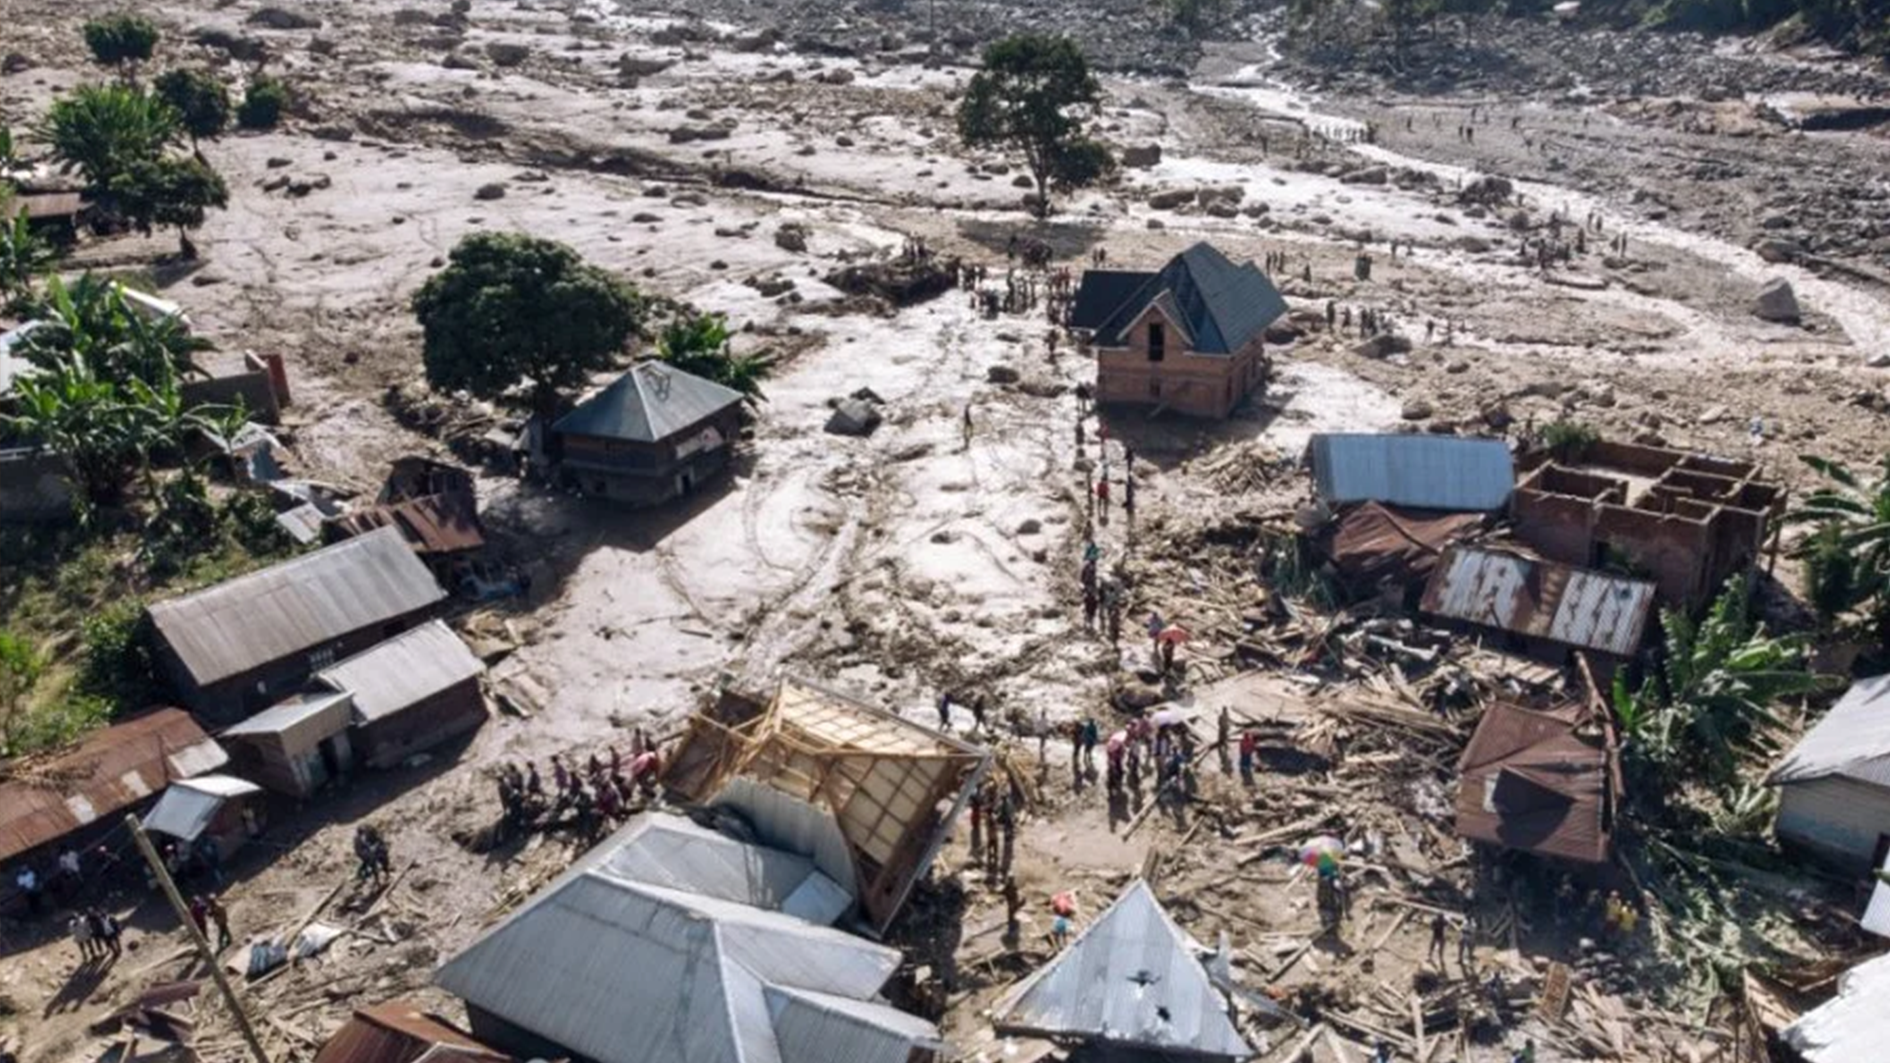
1069, 241, 1286, 420
1770, 674, 1890, 873
1455, 701, 1620, 865
312, 1000, 517, 1063
551, 359, 745, 506
314, 619, 487, 769
217, 690, 357, 798
0, 709, 227, 882
148, 526, 448, 724
1510, 438, 1785, 612
141, 774, 267, 860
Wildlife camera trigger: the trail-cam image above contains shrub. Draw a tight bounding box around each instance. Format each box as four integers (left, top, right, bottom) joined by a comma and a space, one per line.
237, 77, 288, 130
1541, 419, 1599, 463
78, 598, 161, 708
84, 14, 161, 67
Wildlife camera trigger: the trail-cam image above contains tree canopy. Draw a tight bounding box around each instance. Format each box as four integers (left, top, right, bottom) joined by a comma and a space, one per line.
42, 83, 181, 193
109, 155, 229, 259
154, 68, 231, 145
957, 34, 1113, 219
237, 77, 288, 130
83, 14, 161, 69
412, 232, 643, 418
655, 310, 773, 404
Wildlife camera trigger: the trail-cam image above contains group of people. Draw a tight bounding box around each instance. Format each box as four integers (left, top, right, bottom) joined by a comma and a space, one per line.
965, 777, 1019, 879
187, 892, 234, 951
353, 824, 393, 884
67, 906, 123, 964
492, 740, 663, 843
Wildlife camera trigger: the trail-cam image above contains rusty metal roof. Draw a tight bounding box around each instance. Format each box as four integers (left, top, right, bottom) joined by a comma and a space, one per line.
0, 709, 227, 863
1322, 502, 1486, 592
148, 527, 447, 686
329, 493, 484, 555
312, 1000, 511, 1063
1455, 701, 1614, 864
1420, 546, 1656, 657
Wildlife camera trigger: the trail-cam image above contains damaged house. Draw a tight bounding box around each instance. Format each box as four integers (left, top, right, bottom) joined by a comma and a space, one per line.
1420, 545, 1658, 674
1455, 701, 1620, 865
434, 812, 943, 1063
664, 675, 991, 932
312, 1000, 517, 1063
148, 527, 447, 724
1070, 242, 1285, 420
991, 879, 1252, 1061
1510, 439, 1784, 612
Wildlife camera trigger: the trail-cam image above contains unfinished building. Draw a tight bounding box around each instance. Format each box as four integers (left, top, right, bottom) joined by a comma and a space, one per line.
664, 676, 991, 933
1511, 440, 1785, 612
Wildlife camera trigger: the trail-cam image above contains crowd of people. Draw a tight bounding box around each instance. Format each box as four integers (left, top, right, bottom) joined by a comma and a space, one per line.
490, 735, 664, 844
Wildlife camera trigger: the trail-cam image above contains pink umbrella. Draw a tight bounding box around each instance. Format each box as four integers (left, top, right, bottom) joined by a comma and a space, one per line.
1106, 731, 1128, 755
1157, 625, 1191, 646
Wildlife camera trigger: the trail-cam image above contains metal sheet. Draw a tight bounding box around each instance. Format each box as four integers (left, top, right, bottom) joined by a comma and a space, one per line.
142, 775, 258, 843
992, 880, 1250, 1059
313, 1000, 511, 1063
1420, 546, 1656, 657
553, 360, 744, 444
1771, 674, 1890, 788
594, 814, 848, 924
1311, 433, 1516, 512
316, 620, 483, 724
220, 690, 355, 750
0, 710, 226, 862
1783, 952, 1890, 1063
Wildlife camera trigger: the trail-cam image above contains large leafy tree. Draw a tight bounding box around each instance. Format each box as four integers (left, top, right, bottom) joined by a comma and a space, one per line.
153, 69, 231, 148
42, 83, 181, 194
2, 352, 157, 512
109, 155, 228, 259
957, 34, 1114, 219
413, 233, 642, 420
655, 311, 772, 404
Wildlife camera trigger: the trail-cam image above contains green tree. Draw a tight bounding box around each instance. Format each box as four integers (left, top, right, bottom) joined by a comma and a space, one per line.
0, 213, 56, 313
108, 155, 228, 259
236, 77, 289, 130
0, 631, 47, 756
153, 68, 231, 147
83, 14, 161, 72
1788, 453, 1890, 641
957, 34, 1114, 219
413, 232, 642, 420
42, 83, 181, 194
18, 273, 211, 385
655, 311, 773, 404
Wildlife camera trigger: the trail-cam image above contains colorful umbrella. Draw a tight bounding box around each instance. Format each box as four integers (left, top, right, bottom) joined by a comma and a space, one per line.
1157, 625, 1191, 646
1298, 835, 1345, 874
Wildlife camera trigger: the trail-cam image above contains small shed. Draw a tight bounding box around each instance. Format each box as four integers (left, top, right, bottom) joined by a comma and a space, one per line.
218, 690, 356, 798
1770, 674, 1890, 873
142, 775, 265, 858
316, 620, 487, 769
551, 360, 745, 507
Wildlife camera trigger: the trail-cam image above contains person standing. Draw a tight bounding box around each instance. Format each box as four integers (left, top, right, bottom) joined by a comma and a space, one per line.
1458, 909, 1478, 973
15, 865, 42, 917
188, 894, 210, 940
1238, 730, 1257, 786
70, 911, 97, 963
89, 908, 121, 960
1428, 912, 1448, 968
206, 893, 233, 952
970, 695, 988, 736
968, 786, 985, 865
1216, 708, 1232, 774
1083, 586, 1099, 631
996, 789, 1016, 876
1080, 716, 1099, 774
937, 691, 953, 731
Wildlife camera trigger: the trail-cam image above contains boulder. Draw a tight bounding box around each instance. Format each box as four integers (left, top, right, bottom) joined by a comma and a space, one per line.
485, 42, 531, 67
191, 29, 267, 61
986, 365, 1020, 384
1016, 518, 1043, 535
1120, 143, 1161, 168
1, 52, 34, 74
1146, 188, 1194, 211
1752, 278, 1801, 324
474, 182, 506, 200
1453, 234, 1493, 254
1354, 333, 1413, 359
824, 398, 882, 437
1401, 398, 1434, 421
1340, 165, 1389, 185
247, 6, 321, 29
814, 67, 855, 85
774, 223, 809, 253
1753, 237, 1802, 263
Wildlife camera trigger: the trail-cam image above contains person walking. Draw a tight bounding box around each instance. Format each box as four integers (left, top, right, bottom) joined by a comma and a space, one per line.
937, 691, 952, 731
206, 893, 233, 952
1428, 911, 1448, 968
962, 403, 974, 450
970, 695, 988, 735
1082, 587, 1099, 631
1080, 716, 1099, 774
1238, 730, 1257, 786
89, 908, 121, 960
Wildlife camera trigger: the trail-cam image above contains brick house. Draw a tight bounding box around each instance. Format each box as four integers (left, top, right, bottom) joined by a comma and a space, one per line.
1069, 242, 1286, 420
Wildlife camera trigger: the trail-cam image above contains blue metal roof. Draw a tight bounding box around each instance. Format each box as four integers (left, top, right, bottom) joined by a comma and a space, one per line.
1310, 433, 1516, 512
1086, 243, 1287, 355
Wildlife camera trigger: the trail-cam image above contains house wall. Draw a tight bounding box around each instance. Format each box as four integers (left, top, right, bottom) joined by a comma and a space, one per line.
1775, 776, 1890, 873
181, 370, 281, 426
1093, 306, 1268, 420
160, 609, 438, 726
557, 407, 743, 508
224, 729, 352, 797
464, 1005, 584, 1063
354, 679, 486, 769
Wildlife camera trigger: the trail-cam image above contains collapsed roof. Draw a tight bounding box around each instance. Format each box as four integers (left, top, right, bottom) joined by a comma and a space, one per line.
1455, 701, 1619, 864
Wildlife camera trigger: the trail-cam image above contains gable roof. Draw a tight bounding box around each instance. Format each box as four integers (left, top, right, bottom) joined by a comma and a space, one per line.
1310, 433, 1516, 512
434, 812, 936, 1063
1784, 951, 1890, 1063
1086, 243, 1287, 356
553, 360, 744, 443
0, 709, 227, 862
992, 880, 1251, 1059
1770, 674, 1890, 788
1456, 702, 1614, 864
316, 620, 485, 725
149, 527, 446, 687
1070, 270, 1156, 330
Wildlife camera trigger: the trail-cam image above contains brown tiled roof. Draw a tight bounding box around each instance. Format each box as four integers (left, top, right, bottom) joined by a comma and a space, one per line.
1455, 701, 1615, 864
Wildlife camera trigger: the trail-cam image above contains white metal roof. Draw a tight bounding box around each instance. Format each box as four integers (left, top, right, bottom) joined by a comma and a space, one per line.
142, 774, 261, 842
317, 620, 484, 724
1771, 675, 1890, 788
1784, 951, 1890, 1062
220, 690, 355, 745
1421, 546, 1656, 657
1310, 433, 1515, 512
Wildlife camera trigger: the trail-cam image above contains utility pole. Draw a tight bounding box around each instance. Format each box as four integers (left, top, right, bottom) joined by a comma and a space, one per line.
125, 814, 272, 1063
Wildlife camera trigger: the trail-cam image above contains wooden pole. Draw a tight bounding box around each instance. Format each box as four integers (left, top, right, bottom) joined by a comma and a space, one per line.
124, 814, 271, 1063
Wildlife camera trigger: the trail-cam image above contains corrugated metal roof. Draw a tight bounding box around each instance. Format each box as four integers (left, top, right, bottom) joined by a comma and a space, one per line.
1069, 270, 1155, 331
1310, 433, 1516, 511
434, 854, 922, 1059
1455, 703, 1613, 864
553, 360, 744, 443
313, 1000, 512, 1063
765, 985, 943, 1063
993, 880, 1251, 1059
149, 527, 446, 687
594, 814, 850, 925
141, 774, 261, 843
1089, 243, 1287, 355
220, 690, 355, 744
316, 620, 484, 724
0, 710, 227, 862
1322, 502, 1485, 591
1420, 547, 1656, 657
1771, 675, 1890, 788
329, 493, 484, 555
1783, 951, 1890, 1063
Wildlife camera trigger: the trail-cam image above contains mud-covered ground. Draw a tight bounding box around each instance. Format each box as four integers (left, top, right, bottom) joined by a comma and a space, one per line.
2, 0, 1888, 1060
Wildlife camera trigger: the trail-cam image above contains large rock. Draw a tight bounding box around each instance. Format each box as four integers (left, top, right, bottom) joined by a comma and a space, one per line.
1147, 188, 1194, 210
986, 365, 1020, 384
774, 223, 809, 253
485, 42, 531, 67
1120, 143, 1161, 168
1753, 237, 1802, 263
824, 398, 882, 437
1401, 398, 1435, 421
1453, 234, 1493, 254
247, 6, 321, 29
1340, 165, 1389, 185
1354, 333, 1413, 359
1753, 278, 1801, 323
